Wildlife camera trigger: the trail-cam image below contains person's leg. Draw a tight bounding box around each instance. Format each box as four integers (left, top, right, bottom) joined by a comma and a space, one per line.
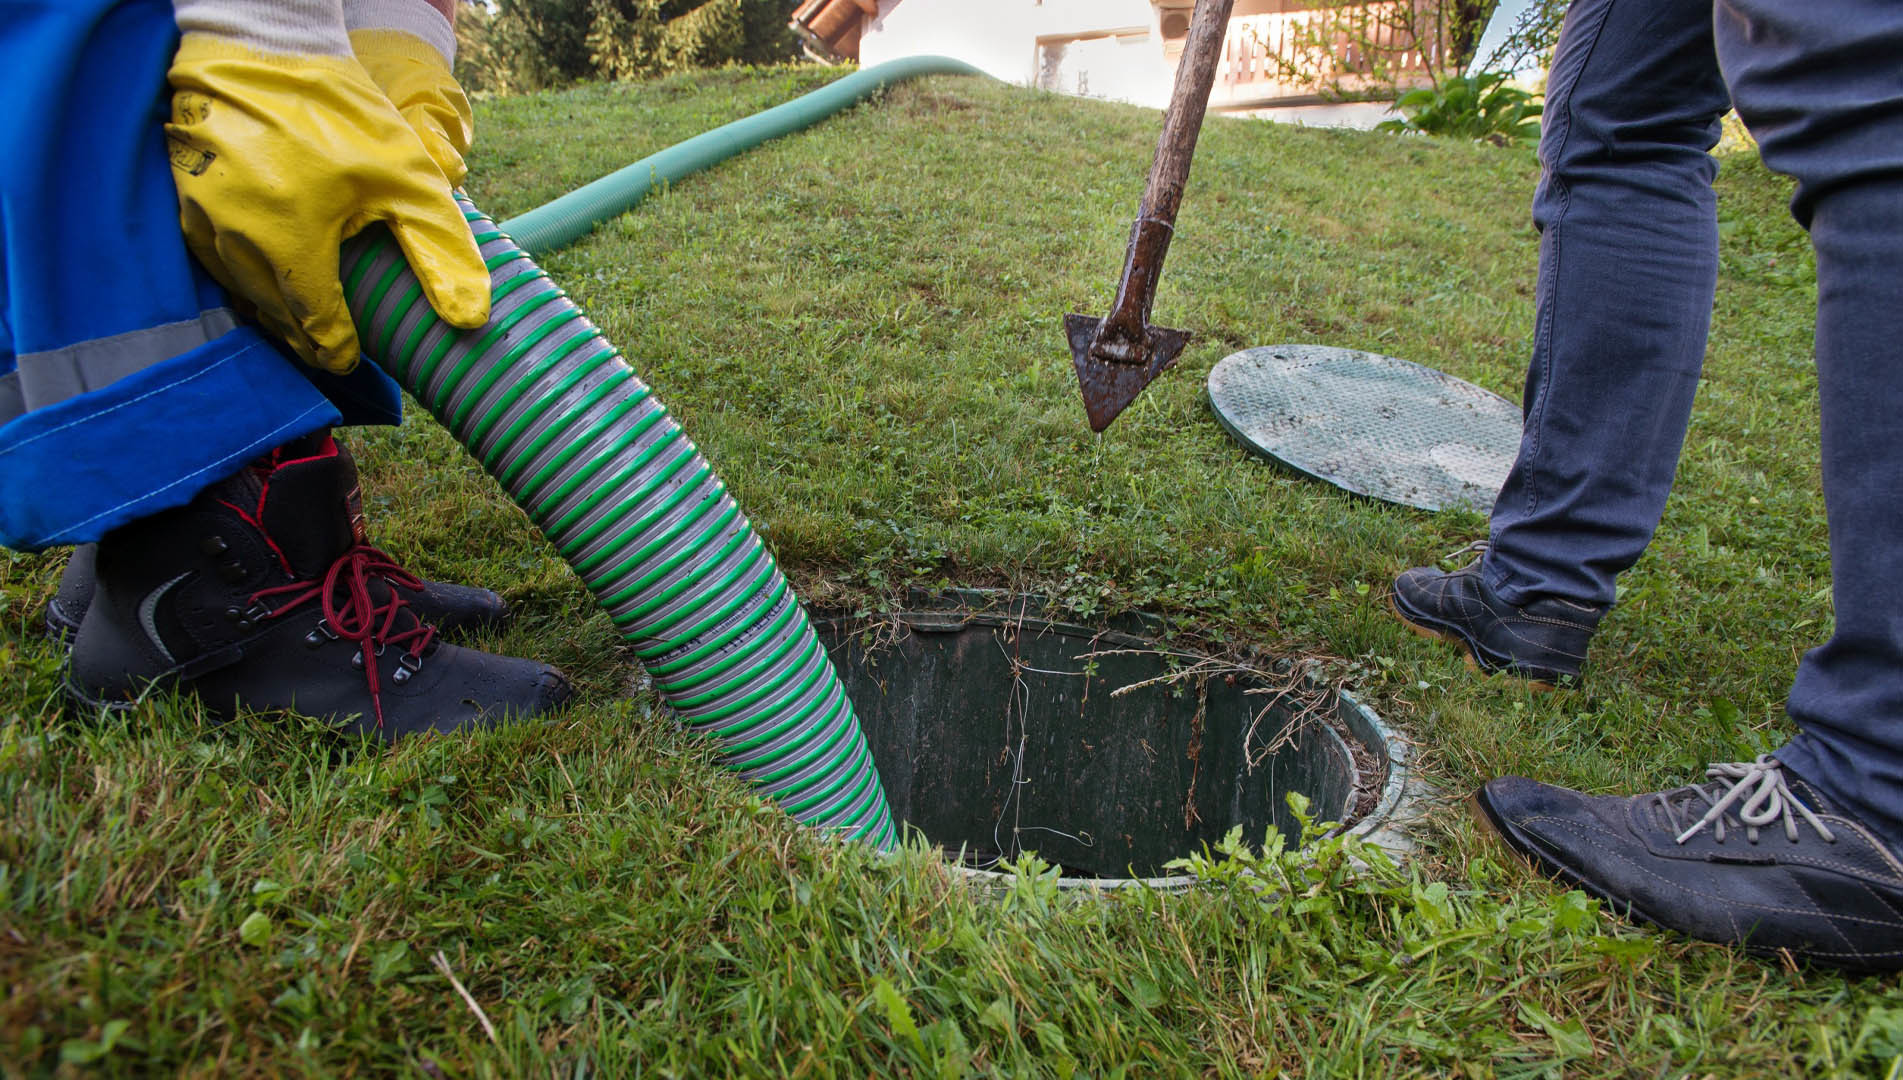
1389, 0, 1733, 684
0, 0, 346, 550
1484, 0, 1734, 609
1475, 0, 1903, 971
3, 0, 567, 738
1718, 0, 1903, 853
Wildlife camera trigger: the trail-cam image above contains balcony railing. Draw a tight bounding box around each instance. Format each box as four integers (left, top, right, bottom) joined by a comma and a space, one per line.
1209, 3, 1448, 106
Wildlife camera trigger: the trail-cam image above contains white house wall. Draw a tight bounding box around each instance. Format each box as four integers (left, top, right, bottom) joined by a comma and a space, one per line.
859, 0, 1179, 108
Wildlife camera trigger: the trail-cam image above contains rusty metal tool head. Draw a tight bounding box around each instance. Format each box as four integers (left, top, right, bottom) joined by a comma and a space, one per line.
1067, 0, 1235, 433
1066, 216, 1193, 432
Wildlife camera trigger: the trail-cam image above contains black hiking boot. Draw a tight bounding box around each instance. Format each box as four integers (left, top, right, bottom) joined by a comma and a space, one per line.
1475, 758, 1903, 972
66, 433, 569, 740
42, 542, 97, 643
43, 440, 508, 644
1389, 544, 1604, 689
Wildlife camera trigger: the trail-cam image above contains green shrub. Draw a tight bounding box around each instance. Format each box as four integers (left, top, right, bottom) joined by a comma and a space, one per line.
1377, 71, 1543, 147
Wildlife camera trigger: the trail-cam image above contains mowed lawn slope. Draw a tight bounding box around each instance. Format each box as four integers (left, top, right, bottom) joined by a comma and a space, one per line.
5, 67, 1894, 1076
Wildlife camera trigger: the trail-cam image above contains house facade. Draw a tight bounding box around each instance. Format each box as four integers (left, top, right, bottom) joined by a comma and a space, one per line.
790, 0, 1453, 125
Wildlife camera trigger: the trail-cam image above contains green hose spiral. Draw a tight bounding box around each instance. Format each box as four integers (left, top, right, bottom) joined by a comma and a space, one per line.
331, 58, 994, 847
341, 201, 897, 848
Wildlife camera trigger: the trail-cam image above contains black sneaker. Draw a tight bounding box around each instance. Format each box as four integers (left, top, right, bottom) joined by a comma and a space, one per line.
66, 434, 569, 741
1475, 758, 1903, 972
1390, 544, 1603, 688
43, 438, 508, 644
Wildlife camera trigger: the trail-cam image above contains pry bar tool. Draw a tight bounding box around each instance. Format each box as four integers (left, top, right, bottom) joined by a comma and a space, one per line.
1066, 0, 1236, 432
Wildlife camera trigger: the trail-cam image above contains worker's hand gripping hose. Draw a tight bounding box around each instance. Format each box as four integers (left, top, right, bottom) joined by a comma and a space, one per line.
341, 196, 897, 849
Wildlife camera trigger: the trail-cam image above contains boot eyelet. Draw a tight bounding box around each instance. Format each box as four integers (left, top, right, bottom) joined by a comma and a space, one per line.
199, 535, 229, 556
305, 622, 339, 647
399, 651, 424, 672
219, 561, 246, 584
392, 665, 413, 684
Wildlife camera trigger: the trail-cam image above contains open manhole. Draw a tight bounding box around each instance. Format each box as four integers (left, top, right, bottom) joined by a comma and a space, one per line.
815, 592, 1415, 887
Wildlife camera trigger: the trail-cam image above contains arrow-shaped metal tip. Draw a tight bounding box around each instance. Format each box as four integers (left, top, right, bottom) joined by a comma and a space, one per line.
1065, 313, 1191, 433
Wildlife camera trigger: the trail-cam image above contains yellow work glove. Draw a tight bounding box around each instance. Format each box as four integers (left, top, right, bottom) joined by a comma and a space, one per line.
350, 28, 475, 188
166, 35, 491, 375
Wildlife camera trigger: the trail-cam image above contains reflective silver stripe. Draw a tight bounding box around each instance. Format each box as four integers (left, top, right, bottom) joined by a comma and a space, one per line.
13, 308, 240, 413
0, 371, 23, 425
138, 571, 193, 666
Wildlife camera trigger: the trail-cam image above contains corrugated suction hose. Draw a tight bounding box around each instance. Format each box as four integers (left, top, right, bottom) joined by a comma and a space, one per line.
340, 198, 897, 849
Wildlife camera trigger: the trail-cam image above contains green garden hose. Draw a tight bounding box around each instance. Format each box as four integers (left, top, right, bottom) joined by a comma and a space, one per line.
499, 55, 983, 255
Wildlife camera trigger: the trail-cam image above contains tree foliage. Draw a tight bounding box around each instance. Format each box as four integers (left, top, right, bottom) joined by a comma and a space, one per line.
1474, 0, 1566, 77
455, 0, 800, 94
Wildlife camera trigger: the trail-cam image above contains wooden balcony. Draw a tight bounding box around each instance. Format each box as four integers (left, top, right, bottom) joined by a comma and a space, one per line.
1182, 2, 1449, 108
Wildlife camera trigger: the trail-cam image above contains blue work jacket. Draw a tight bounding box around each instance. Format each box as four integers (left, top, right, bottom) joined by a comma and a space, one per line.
0, 0, 401, 550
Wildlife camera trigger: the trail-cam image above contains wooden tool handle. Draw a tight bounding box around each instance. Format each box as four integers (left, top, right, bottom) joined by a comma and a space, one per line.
1142, 0, 1236, 224
1091, 0, 1236, 364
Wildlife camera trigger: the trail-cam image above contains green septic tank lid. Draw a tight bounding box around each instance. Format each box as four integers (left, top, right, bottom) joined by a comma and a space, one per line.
1206, 344, 1522, 512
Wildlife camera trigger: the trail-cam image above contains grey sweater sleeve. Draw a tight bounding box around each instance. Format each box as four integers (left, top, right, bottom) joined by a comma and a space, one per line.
171, 0, 353, 57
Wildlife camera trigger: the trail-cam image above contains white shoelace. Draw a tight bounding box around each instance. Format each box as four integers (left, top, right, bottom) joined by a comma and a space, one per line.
1665, 756, 1837, 846
1441, 539, 1490, 564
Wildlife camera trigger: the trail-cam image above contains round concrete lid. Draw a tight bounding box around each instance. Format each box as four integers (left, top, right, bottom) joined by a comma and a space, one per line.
1207, 344, 1522, 512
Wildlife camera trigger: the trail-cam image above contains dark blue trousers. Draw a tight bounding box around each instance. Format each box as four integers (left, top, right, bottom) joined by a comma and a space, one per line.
1481, 0, 1903, 839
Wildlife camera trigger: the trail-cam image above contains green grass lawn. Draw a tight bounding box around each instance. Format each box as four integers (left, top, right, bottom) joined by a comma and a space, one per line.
5, 66, 1898, 1076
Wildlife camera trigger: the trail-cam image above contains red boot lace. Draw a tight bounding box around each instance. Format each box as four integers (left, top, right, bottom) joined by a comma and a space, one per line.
246, 545, 439, 731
